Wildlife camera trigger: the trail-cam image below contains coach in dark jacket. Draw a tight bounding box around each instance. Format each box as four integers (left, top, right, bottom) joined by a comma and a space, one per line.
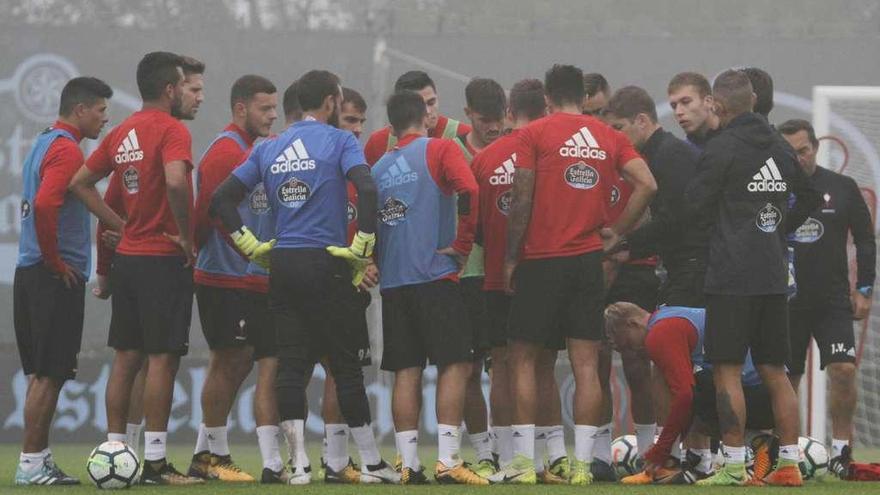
683, 70, 820, 484
602, 85, 708, 307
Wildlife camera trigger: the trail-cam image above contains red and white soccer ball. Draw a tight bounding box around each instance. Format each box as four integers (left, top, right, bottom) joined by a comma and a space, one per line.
86, 441, 139, 489
611, 435, 640, 477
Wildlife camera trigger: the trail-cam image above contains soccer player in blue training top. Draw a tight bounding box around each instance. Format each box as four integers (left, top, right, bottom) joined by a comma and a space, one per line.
209, 69, 398, 485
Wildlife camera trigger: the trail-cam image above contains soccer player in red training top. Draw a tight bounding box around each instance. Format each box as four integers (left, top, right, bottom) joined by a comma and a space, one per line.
318, 86, 377, 484
667, 72, 719, 151
185, 75, 284, 484
685, 70, 820, 487
13, 77, 112, 486
451, 77, 506, 478
474, 78, 571, 484
372, 90, 485, 485
69, 51, 203, 485
363, 70, 471, 166
496, 64, 656, 485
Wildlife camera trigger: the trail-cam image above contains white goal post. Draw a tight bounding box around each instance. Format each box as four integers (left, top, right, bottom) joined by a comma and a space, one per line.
809, 85, 880, 445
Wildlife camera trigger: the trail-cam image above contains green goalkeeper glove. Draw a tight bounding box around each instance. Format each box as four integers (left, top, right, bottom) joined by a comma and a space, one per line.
230, 226, 275, 271
326, 231, 376, 286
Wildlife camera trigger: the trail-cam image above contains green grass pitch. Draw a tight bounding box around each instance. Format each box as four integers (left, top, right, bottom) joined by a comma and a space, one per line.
3, 443, 880, 493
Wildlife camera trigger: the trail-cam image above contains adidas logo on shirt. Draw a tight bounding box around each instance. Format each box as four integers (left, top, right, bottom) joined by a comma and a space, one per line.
114, 129, 144, 164
747, 158, 788, 192
490, 154, 516, 185
559, 126, 607, 160
379, 155, 418, 189
270, 139, 316, 173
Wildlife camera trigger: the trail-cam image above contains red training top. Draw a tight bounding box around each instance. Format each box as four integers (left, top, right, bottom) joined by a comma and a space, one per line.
643, 316, 699, 465
86, 108, 193, 256
473, 131, 518, 291
95, 172, 124, 276
34, 120, 84, 275
363, 115, 472, 166
514, 112, 640, 260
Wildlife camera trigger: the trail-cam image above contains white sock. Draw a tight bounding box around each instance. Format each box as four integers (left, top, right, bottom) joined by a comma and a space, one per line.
512, 424, 535, 460
670, 436, 682, 461
592, 422, 612, 463
534, 428, 548, 472
695, 448, 713, 473
324, 424, 350, 472
779, 444, 799, 463
144, 431, 167, 461
574, 425, 598, 463
494, 426, 513, 466
395, 430, 420, 470
107, 432, 126, 444
634, 423, 656, 458
280, 419, 309, 468
832, 438, 849, 458
545, 425, 567, 464
724, 445, 746, 464
205, 425, 230, 456
19, 451, 44, 472
193, 423, 209, 454
256, 425, 283, 471
350, 424, 382, 467
125, 423, 143, 454
469, 431, 493, 461
438, 424, 462, 467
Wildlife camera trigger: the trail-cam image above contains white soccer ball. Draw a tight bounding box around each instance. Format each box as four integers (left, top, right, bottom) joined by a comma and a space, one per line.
798, 436, 828, 480
86, 441, 140, 489
611, 435, 640, 476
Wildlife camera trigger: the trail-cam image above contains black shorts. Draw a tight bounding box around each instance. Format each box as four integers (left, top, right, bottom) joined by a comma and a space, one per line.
788, 299, 855, 374
269, 249, 369, 371
13, 263, 85, 381
380, 279, 474, 371
508, 251, 605, 345
658, 258, 706, 308
693, 369, 775, 433
196, 285, 276, 360
605, 263, 660, 311
460, 277, 490, 359
704, 294, 790, 366
485, 290, 565, 350
108, 255, 193, 355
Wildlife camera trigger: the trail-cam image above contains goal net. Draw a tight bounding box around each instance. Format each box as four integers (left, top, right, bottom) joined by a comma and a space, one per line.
808, 86, 880, 447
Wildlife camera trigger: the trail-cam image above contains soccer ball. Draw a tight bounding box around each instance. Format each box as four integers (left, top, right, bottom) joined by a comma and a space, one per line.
86, 441, 139, 489
611, 435, 640, 476
798, 436, 828, 480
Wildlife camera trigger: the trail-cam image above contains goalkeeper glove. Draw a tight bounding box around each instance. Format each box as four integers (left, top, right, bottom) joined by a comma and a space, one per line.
230, 225, 275, 271
326, 231, 376, 286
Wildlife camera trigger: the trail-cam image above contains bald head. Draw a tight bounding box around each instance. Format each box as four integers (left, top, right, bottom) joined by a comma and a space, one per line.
713, 70, 755, 126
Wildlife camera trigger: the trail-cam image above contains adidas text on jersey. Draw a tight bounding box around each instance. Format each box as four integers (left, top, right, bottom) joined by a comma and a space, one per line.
748, 158, 788, 192
115, 129, 144, 164
270, 139, 316, 173
490, 154, 516, 185
379, 156, 418, 189
559, 127, 607, 160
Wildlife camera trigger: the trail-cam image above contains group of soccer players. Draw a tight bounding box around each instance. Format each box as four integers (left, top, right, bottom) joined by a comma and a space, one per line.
12, 49, 875, 488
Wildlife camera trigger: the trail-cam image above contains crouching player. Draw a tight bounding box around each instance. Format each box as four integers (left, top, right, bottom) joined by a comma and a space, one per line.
604, 302, 777, 484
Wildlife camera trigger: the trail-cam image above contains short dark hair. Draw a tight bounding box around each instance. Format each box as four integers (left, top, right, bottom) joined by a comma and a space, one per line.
282, 81, 302, 122
59, 77, 113, 116
465, 78, 506, 120
509, 78, 545, 120
394, 71, 435, 93
136, 51, 184, 101
180, 56, 205, 77
668, 72, 712, 98
742, 67, 774, 117
544, 64, 585, 106
342, 87, 367, 113
605, 86, 658, 123
778, 119, 819, 147
712, 69, 754, 115
583, 73, 610, 97
387, 90, 427, 134
230, 75, 276, 109
296, 70, 341, 112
